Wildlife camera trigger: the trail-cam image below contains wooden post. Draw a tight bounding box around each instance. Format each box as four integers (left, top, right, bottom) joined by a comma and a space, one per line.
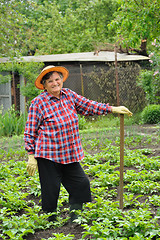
114, 44, 124, 209
114, 45, 120, 106
80, 64, 84, 96
12, 72, 17, 111
119, 114, 124, 210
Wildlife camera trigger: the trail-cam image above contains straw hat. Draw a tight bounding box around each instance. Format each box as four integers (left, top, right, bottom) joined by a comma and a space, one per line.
35, 65, 69, 90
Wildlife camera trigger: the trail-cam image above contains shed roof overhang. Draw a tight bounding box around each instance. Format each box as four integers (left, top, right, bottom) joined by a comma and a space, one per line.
0, 51, 149, 64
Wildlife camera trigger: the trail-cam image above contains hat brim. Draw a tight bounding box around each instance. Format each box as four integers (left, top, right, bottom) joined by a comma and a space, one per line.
35, 66, 69, 90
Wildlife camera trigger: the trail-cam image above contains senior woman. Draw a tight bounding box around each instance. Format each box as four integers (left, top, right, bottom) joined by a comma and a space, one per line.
24, 65, 132, 223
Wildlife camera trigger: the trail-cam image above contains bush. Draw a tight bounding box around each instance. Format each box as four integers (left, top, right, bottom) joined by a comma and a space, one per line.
141, 105, 160, 124
137, 39, 160, 105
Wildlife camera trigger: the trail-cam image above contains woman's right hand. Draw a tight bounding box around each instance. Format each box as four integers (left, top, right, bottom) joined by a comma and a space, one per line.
112, 106, 133, 116
27, 155, 38, 176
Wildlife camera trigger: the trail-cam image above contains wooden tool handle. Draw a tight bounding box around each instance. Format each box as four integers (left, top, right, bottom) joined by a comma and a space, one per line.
119, 114, 124, 210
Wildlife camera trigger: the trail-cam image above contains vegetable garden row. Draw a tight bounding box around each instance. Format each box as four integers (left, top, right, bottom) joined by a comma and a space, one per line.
0, 124, 160, 239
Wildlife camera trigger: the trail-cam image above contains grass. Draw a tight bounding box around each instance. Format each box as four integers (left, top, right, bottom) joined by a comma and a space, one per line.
83, 112, 142, 130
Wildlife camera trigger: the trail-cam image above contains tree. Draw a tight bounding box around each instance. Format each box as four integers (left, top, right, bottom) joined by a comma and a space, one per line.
34, 0, 119, 54
0, 0, 24, 57
0, 0, 119, 57
0, 0, 41, 57
108, 0, 160, 53
0, 0, 45, 102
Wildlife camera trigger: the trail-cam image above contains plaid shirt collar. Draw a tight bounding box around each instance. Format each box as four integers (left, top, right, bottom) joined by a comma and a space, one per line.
43, 89, 67, 101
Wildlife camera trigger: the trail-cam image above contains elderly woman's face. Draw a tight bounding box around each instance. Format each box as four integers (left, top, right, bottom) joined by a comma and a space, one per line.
44, 72, 63, 98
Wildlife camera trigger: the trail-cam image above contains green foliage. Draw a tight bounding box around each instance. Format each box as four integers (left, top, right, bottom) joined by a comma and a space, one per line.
137, 70, 154, 103
109, 0, 160, 49
0, 105, 142, 138
0, 0, 39, 57
0, 124, 160, 239
0, 105, 26, 137
78, 115, 87, 130
1, 0, 159, 105
0, 157, 53, 240
42, 233, 75, 240
137, 39, 160, 104
0, 73, 11, 84
83, 113, 144, 130
0, 0, 119, 57
81, 201, 160, 239
32, 0, 119, 55
0, 0, 159, 58
125, 180, 160, 194
0, 61, 44, 101
85, 115, 121, 130
148, 39, 160, 104
141, 105, 160, 124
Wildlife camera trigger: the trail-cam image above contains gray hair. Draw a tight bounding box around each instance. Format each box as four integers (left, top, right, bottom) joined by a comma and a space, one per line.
41, 71, 63, 86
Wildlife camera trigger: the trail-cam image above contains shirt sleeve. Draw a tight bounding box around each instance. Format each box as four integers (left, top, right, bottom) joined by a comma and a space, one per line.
67, 89, 112, 116
24, 101, 42, 154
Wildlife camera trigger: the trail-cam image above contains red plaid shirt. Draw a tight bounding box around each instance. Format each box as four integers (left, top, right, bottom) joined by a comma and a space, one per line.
24, 88, 112, 164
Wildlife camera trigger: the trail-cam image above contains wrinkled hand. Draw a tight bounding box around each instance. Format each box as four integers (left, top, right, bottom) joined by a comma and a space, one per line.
27, 155, 38, 176
112, 106, 133, 116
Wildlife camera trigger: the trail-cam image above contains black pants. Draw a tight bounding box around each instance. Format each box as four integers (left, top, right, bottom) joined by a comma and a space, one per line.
37, 158, 92, 212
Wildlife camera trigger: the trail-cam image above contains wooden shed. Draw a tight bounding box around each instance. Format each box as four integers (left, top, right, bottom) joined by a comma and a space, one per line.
0, 51, 149, 113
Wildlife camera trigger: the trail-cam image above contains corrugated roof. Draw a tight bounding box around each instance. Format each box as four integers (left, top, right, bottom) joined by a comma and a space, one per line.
0, 51, 149, 63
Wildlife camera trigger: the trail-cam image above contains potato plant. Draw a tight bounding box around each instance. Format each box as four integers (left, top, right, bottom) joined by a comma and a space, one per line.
0, 125, 160, 240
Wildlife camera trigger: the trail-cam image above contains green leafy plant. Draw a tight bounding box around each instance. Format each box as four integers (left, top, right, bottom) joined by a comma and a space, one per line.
141, 104, 160, 124
42, 233, 75, 240
78, 114, 87, 130
0, 105, 26, 137
137, 39, 160, 105
149, 195, 160, 206
125, 180, 160, 194
0, 123, 160, 240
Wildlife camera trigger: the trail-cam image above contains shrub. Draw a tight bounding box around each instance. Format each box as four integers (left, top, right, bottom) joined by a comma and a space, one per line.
141, 105, 160, 124
137, 39, 160, 105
